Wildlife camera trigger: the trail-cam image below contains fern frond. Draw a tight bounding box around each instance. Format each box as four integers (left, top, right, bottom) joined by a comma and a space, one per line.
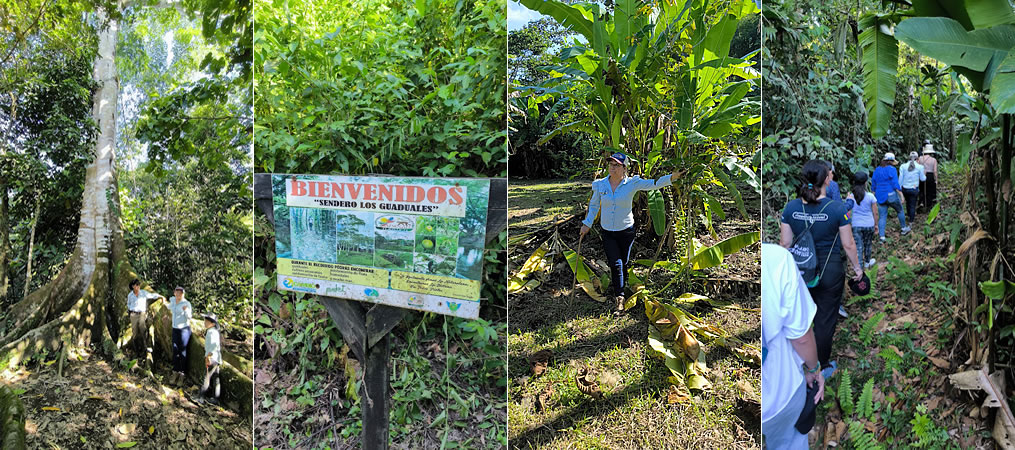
860, 312, 885, 346
839, 369, 854, 416
858, 378, 874, 419
849, 420, 883, 450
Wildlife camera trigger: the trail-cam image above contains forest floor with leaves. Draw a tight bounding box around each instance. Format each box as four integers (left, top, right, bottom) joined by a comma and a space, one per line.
5, 347, 252, 449
253, 295, 507, 449
507, 179, 761, 449
765, 167, 996, 449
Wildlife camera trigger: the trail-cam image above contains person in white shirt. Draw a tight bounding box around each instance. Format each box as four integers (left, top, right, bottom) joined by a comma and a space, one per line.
169, 286, 193, 385
126, 279, 165, 361
762, 243, 824, 449
579, 152, 679, 314
200, 313, 222, 405
898, 151, 926, 223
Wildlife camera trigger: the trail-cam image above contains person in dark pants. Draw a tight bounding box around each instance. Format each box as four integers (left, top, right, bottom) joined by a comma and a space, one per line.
169, 286, 193, 385
899, 151, 926, 223
780, 160, 863, 377
580, 152, 678, 315
918, 141, 939, 209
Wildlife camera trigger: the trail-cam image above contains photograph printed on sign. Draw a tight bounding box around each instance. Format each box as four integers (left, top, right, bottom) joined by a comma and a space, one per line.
271, 174, 490, 318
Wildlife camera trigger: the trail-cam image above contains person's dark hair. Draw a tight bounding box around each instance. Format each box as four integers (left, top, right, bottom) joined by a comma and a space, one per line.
880, 159, 890, 167
798, 160, 828, 203
129, 279, 141, 289
851, 174, 866, 201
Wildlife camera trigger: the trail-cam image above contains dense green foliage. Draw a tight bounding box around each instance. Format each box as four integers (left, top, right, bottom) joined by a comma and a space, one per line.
254, 0, 507, 177
0, 43, 96, 301
252, 0, 507, 447
762, 0, 963, 211
114, 5, 253, 326
119, 160, 253, 326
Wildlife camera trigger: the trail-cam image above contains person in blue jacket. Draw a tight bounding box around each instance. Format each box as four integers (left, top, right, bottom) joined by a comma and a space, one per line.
871, 153, 910, 241
580, 152, 678, 314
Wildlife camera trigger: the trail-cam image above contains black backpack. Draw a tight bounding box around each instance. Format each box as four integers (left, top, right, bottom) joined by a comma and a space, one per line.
787, 200, 837, 287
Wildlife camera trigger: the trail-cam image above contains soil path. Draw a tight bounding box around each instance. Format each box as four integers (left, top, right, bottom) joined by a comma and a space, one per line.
813, 169, 991, 448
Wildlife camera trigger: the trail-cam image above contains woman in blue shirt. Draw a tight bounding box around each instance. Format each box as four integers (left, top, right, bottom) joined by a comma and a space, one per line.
579, 152, 677, 314
871, 153, 910, 241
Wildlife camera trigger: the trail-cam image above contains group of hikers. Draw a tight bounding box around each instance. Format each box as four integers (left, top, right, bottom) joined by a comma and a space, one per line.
127, 279, 223, 405
761, 141, 941, 448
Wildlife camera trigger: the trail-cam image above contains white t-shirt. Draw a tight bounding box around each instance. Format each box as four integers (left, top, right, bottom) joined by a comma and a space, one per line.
761, 243, 817, 423
898, 162, 926, 189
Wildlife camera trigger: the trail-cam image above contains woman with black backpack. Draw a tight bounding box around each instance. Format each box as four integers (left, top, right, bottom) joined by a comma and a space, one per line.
779, 160, 864, 378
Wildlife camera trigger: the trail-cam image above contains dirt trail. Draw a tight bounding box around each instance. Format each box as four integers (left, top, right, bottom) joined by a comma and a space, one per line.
814, 172, 992, 448
6, 349, 252, 449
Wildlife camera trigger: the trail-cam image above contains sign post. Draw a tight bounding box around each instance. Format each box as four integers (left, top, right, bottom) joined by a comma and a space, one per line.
254, 173, 505, 449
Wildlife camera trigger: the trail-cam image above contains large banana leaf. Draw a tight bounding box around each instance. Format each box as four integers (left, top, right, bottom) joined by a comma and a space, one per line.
991, 52, 1015, 113
686, 231, 761, 270
912, 0, 1015, 31
895, 17, 1015, 75
859, 14, 898, 139
518, 0, 595, 42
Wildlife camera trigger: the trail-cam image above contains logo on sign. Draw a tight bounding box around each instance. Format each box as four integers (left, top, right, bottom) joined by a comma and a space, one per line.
364, 288, 379, 297
408, 295, 423, 307
376, 215, 414, 231
447, 301, 461, 312
283, 278, 318, 293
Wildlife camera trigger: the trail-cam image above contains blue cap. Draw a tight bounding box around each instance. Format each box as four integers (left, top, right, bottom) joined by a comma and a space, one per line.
609, 152, 629, 167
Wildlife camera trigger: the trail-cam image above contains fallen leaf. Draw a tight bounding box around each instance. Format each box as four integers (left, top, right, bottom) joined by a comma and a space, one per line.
41, 407, 60, 412
148, 426, 154, 435
928, 356, 950, 370
117, 442, 138, 448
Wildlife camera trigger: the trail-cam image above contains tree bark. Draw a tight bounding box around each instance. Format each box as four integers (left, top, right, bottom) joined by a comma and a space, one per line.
22, 197, 39, 300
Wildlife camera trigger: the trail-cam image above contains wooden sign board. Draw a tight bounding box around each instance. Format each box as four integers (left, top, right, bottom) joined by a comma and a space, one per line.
270, 174, 490, 319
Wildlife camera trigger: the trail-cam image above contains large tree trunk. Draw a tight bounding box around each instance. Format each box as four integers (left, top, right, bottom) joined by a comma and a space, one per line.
0, 8, 131, 368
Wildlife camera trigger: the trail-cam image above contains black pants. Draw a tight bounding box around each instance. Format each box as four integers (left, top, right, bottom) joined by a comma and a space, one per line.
920, 173, 938, 208
172, 327, 191, 373
601, 226, 636, 297
903, 188, 919, 223
808, 258, 845, 368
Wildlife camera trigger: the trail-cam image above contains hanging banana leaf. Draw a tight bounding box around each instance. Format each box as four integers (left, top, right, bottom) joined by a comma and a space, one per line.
859, 13, 898, 139
646, 190, 666, 236
991, 52, 1015, 113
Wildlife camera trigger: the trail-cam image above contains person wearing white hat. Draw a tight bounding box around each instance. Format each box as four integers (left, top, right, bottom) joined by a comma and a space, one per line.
872, 153, 909, 241
899, 151, 926, 223
918, 140, 938, 209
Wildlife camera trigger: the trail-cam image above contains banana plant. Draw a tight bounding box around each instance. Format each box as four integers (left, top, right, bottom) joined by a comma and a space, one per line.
859, 0, 1015, 138
515, 0, 760, 258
